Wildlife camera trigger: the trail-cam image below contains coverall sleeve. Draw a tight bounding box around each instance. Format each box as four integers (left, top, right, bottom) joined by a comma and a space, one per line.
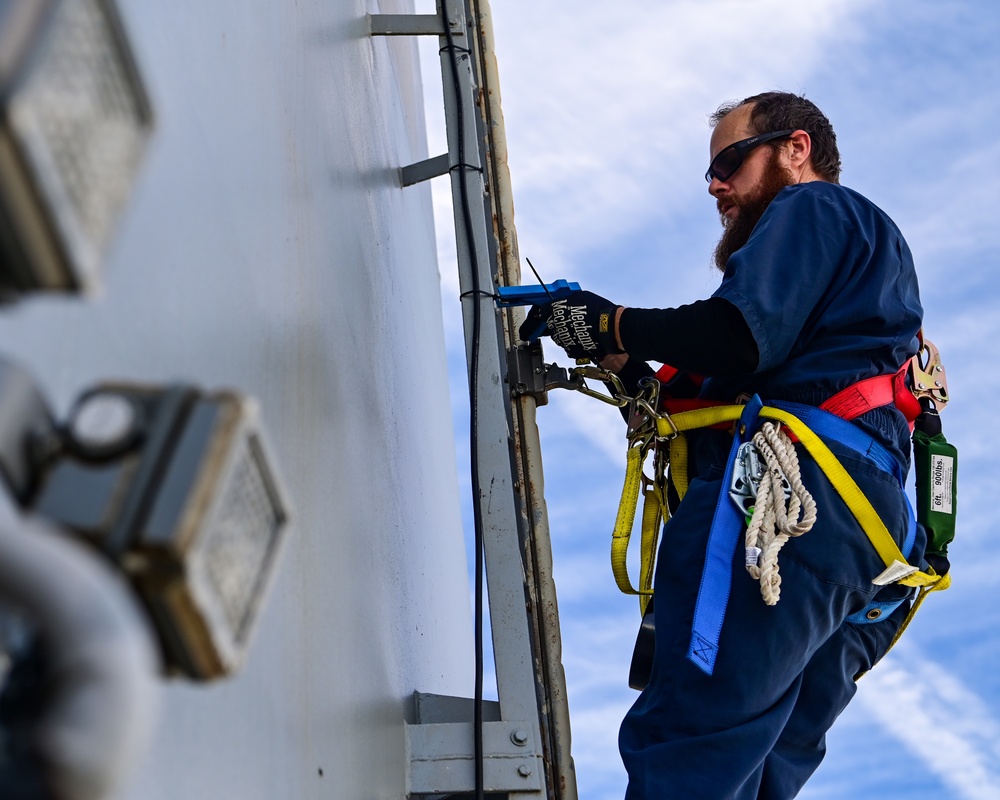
617, 297, 759, 375
711, 185, 857, 372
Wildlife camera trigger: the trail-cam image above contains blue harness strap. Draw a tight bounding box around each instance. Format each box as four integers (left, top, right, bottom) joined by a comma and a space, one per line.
686, 397, 917, 675
770, 401, 903, 485
687, 397, 763, 675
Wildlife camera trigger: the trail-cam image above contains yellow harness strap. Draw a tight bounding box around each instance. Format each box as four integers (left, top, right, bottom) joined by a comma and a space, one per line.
638, 482, 664, 615
668, 434, 690, 500
611, 444, 647, 600
654, 404, 948, 591
608, 406, 744, 615
611, 439, 666, 615
610, 403, 948, 633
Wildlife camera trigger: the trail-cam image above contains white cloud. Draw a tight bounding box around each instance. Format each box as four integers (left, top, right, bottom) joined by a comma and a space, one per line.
491, 0, 869, 260
421, 0, 874, 292
566, 701, 631, 800
556, 389, 630, 465
858, 647, 1000, 799
890, 131, 1000, 279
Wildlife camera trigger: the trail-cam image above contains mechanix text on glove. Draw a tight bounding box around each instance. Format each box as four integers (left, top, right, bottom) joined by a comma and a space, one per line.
548, 298, 602, 356
544, 290, 624, 360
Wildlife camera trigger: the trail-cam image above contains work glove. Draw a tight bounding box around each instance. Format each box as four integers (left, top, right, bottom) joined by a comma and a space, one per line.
519, 290, 624, 360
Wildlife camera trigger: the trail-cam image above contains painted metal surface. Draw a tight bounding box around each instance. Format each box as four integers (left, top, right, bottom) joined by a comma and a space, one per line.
0, 1, 473, 797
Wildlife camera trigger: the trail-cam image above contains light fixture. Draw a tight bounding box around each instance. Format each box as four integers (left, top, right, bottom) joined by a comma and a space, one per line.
0, 0, 152, 295
9, 378, 292, 681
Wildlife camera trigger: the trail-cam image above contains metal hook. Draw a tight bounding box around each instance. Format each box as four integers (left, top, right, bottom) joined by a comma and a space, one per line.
909, 338, 949, 409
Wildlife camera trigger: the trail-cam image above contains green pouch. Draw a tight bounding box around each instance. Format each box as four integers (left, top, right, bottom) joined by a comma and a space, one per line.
913, 429, 958, 559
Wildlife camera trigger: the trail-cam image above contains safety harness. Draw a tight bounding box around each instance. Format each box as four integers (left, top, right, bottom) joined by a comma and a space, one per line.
567, 336, 954, 685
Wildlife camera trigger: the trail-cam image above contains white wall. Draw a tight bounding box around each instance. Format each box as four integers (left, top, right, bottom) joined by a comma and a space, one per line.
0, 1, 473, 797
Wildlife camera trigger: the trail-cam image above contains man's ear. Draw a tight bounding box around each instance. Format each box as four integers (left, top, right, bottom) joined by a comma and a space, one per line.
787, 130, 816, 180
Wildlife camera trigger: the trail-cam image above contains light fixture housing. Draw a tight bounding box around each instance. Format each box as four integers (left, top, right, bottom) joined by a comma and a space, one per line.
29, 383, 292, 680
0, 0, 152, 295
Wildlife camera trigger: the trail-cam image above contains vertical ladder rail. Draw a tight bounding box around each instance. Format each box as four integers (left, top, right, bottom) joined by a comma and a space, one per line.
466, 2, 577, 798
371, 1, 577, 798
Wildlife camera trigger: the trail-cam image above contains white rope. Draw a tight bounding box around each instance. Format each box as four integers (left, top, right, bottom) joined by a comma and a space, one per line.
744, 422, 818, 605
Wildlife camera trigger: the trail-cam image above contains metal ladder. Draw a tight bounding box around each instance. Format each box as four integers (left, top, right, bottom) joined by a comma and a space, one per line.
370, 1, 576, 797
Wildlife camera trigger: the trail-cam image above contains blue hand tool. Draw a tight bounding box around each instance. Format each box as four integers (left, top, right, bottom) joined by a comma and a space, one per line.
494, 279, 581, 307
498, 259, 580, 343
496, 279, 580, 343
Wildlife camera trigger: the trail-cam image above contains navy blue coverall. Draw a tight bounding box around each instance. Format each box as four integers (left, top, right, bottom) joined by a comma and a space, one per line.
617, 181, 925, 799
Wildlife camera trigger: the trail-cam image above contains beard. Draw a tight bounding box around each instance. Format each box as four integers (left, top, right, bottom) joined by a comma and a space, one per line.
713, 152, 795, 272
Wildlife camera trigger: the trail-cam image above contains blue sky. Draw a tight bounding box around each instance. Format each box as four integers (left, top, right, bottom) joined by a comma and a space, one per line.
417, 1, 1000, 797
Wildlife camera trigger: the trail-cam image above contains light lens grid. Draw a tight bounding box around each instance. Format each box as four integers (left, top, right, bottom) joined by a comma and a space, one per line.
9, 0, 150, 288
201, 435, 286, 646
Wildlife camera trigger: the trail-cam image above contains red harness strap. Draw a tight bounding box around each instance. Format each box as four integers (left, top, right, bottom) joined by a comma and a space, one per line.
652, 363, 920, 429
654, 365, 735, 429
819, 364, 921, 425
654, 364, 682, 384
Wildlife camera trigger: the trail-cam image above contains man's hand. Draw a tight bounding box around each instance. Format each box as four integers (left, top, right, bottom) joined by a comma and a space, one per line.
519, 290, 624, 360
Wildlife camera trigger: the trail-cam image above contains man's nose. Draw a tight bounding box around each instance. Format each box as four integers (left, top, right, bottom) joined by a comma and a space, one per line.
708, 176, 727, 196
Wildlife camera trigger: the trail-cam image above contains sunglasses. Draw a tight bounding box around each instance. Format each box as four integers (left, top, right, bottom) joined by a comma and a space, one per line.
705, 130, 795, 183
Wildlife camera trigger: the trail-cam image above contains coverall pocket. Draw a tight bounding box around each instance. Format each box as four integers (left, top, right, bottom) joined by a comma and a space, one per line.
845, 596, 909, 672
780, 445, 914, 590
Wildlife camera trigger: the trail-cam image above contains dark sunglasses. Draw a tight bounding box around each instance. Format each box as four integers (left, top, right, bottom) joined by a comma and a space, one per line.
705, 130, 795, 183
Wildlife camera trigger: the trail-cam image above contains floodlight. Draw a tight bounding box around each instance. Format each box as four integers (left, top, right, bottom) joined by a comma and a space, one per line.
26, 383, 292, 680
0, 0, 152, 294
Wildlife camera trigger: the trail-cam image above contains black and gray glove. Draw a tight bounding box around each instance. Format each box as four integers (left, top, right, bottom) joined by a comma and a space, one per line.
519, 290, 624, 360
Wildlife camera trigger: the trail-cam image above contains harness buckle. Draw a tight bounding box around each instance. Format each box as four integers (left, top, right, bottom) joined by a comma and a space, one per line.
655, 411, 679, 441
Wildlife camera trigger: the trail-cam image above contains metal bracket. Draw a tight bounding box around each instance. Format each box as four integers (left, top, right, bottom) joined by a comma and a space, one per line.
507, 342, 549, 404
407, 721, 544, 795
368, 14, 463, 37
507, 343, 592, 406
407, 693, 543, 796
401, 153, 451, 187
372, 11, 464, 188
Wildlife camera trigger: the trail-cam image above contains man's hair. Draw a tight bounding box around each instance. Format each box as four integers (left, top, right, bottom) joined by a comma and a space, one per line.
710, 92, 842, 183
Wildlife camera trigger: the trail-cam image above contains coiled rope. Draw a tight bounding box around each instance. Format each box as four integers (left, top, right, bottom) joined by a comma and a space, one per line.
744, 422, 818, 605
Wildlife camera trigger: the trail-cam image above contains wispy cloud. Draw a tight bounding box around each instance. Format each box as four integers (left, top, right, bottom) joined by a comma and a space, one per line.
491, 0, 869, 262
857, 646, 1000, 799
421, 0, 875, 292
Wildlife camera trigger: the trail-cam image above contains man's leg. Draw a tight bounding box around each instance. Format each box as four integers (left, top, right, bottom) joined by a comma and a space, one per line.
757, 597, 910, 798
619, 446, 914, 799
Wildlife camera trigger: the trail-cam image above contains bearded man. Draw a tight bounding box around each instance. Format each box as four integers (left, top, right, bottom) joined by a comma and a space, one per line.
524, 92, 926, 798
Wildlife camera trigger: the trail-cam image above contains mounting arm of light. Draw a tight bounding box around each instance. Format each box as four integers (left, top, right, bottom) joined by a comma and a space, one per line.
0, 516, 159, 800
0, 0, 152, 296
0, 358, 294, 681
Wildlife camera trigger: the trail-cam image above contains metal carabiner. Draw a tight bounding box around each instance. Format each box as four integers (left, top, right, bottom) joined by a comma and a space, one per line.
563, 365, 630, 408
652, 438, 669, 488
909, 337, 949, 409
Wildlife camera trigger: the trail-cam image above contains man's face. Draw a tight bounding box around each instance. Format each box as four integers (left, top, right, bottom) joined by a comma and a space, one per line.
708, 105, 796, 271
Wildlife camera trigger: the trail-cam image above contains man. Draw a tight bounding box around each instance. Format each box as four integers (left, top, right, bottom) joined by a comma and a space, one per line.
525, 92, 925, 798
